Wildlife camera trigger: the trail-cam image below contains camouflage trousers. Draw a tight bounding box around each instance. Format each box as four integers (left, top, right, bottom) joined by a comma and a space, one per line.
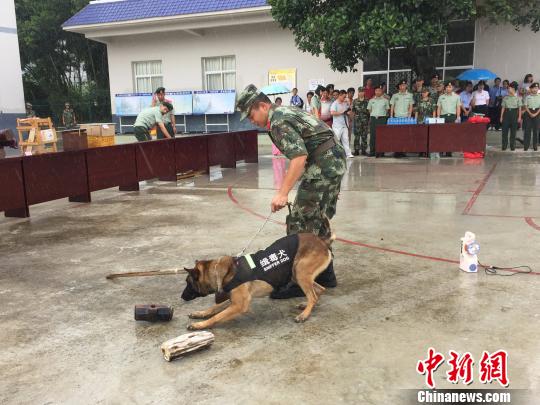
286, 174, 343, 239
353, 119, 369, 152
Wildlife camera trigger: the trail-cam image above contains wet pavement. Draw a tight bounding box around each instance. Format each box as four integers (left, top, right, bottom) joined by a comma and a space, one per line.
1, 133, 539, 404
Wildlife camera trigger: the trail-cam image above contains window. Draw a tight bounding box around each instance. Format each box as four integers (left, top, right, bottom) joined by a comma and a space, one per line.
362, 20, 475, 89
133, 61, 163, 93
445, 43, 474, 67
202, 56, 236, 90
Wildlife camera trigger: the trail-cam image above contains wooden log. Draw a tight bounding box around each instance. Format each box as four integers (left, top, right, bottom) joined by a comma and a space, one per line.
161, 331, 215, 362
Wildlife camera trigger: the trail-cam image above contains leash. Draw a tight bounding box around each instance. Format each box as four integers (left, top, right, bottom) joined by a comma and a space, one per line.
237, 211, 274, 257
236, 202, 293, 257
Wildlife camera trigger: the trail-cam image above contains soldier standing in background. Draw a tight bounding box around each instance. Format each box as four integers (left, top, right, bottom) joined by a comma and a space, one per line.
500, 82, 522, 151
367, 86, 390, 157
236, 84, 346, 299
523, 82, 540, 151
352, 86, 370, 156
412, 76, 425, 107
25, 103, 36, 118
62, 102, 76, 129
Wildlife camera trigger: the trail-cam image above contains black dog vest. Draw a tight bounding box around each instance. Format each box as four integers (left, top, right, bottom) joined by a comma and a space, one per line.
223, 234, 300, 292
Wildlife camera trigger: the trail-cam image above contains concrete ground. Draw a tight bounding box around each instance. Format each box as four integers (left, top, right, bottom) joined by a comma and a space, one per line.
1, 132, 540, 404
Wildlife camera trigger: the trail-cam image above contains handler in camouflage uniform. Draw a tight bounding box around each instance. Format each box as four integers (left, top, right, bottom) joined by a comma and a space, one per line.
351, 86, 370, 156
236, 84, 347, 299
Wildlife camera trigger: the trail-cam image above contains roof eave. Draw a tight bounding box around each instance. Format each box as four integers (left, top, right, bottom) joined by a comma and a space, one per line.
63, 6, 273, 40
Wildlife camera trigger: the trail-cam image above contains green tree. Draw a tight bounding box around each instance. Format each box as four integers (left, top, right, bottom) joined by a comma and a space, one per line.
268, 0, 540, 78
15, 0, 110, 123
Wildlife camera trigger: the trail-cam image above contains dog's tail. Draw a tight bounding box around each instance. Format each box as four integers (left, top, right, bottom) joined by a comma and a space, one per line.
320, 215, 336, 247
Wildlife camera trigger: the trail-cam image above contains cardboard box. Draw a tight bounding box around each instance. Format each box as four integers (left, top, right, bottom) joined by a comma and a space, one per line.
79, 123, 116, 136
100, 124, 115, 136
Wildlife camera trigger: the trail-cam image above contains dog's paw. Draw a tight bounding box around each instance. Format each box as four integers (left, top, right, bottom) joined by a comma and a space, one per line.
295, 314, 309, 323
295, 302, 307, 310
187, 322, 210, 330
188, 312, 207, 319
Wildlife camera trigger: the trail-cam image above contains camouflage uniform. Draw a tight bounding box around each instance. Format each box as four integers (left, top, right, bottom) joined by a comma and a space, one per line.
351, 98, 370, 154
62, 108, 75, 129
237, 85, 346, 240
269, 105, 346, 238
235, 85, 345, 298
416, 98, 436, 123
25, 103, 36, 118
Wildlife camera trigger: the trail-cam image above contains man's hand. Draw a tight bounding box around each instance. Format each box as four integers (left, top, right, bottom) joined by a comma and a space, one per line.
271, 193, 288, 212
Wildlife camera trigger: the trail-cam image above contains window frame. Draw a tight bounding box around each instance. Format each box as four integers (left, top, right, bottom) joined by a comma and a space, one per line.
132, 60, 163, 93
362, 20, 476, 84
201, 55, 236, 91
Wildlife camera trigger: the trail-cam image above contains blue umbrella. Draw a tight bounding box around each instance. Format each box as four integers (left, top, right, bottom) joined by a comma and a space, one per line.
260, 83, 291, 95
457, 69, 498, 81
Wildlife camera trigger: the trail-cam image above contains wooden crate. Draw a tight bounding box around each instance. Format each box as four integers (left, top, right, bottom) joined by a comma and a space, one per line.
88, 134, 115, 148
16, 117, 58, 155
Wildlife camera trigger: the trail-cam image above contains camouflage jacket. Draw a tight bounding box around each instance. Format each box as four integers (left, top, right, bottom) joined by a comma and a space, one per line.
268, 105, 346, 179
416, 99, 436, 122
352, 98, 370, 122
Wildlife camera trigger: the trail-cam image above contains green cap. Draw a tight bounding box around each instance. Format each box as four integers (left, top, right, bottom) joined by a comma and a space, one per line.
236, 84, 261, 121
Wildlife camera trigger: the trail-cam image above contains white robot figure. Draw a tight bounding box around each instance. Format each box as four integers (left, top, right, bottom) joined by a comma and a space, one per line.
460, 231, 480, 273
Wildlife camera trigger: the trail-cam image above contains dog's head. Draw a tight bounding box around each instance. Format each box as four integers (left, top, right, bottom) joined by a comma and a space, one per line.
181, 258, 233, 301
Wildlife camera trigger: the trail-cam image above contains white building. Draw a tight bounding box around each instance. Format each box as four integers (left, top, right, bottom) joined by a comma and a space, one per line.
0, 0, 25, 132
64, 0, 540, 131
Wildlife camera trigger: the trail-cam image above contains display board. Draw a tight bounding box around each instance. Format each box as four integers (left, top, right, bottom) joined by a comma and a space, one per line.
115, 93, 153, 116
192, 90, 236, 115
268, 68, 297, 89
115, 92, 194, 116
166, 91, 193, 115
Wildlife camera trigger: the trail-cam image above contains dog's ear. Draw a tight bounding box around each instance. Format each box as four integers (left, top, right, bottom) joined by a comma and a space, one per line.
183, 267, 199, 281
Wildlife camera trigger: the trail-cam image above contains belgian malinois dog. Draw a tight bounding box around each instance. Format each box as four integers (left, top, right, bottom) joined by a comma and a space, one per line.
181, 232, 334, 330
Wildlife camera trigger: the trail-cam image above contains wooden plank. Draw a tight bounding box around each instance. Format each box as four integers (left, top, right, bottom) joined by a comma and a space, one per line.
428, 123, 487, 153
23, 151, 90, 206
161, 331, 215, 362
0, 157, 29, 218
86, 144, 139, 192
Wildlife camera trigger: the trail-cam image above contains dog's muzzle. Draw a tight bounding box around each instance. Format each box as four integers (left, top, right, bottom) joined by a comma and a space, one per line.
181, 280, 206, 301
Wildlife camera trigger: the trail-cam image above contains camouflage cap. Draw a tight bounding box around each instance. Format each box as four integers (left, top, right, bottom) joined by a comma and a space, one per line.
236, 84, 261, 121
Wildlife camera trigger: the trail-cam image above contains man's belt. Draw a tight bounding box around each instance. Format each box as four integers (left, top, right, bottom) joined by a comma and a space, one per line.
309, 137, 336, 162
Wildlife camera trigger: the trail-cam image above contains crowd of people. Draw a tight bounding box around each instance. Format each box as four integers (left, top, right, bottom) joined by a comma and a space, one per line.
287, 73, 540, 157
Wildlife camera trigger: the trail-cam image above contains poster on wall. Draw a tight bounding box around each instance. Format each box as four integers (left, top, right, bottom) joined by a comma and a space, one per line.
192, 90, 236, 115
268, 68, 297, 89
308, 79, 325, 90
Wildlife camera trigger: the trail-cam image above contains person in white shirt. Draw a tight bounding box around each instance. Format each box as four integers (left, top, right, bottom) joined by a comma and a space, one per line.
304, 91, 314, 114
331, 90, 354, 158
519, 73, 534, 102
471, 81, 490, 116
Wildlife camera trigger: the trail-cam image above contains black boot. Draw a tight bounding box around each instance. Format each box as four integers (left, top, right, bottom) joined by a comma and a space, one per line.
270, 282, 305, 299
315, 260, 337, 288
270, 261, 337, 299
353, 149, 360, 156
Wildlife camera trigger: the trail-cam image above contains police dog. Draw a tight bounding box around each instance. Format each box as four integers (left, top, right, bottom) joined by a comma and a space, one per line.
181, 232, 334, 330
